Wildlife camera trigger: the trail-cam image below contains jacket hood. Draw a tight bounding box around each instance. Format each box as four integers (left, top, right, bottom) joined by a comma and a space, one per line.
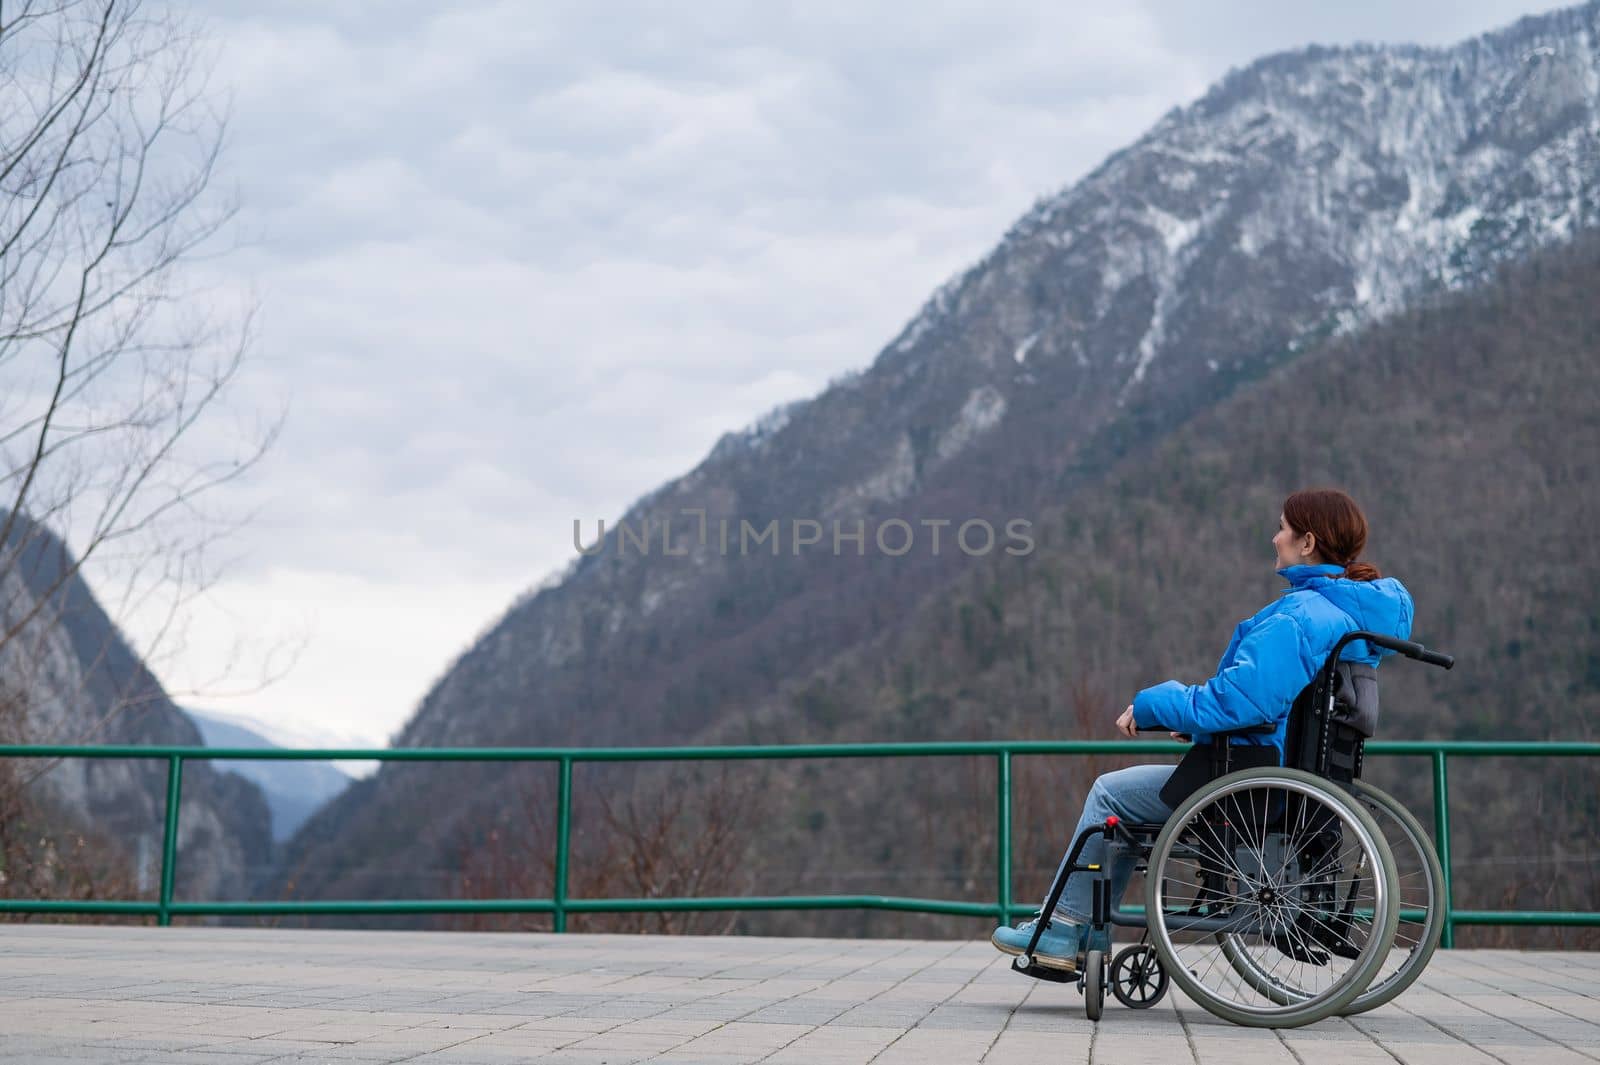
1277, 563, 1415, 661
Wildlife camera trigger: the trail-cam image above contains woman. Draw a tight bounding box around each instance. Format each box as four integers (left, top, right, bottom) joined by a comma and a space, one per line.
990, 488, 1414, 971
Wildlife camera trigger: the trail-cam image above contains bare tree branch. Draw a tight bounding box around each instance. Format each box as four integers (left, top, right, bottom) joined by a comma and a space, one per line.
0, 1, 286, 827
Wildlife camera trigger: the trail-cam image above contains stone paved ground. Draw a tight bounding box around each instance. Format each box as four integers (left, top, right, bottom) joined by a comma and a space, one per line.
0, 926, 1596, 1064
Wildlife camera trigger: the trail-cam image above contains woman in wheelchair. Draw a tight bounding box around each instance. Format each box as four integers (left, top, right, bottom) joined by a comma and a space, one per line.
990, 488, 1415, 975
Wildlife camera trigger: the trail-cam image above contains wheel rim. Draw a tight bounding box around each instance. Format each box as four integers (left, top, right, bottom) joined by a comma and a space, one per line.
1111, 945, 1168, 1007
1218, 780, 1442, 1012
1146, 771, 1396, 1022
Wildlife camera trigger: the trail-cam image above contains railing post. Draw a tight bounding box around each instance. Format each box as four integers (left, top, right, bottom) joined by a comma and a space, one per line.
1432, 750, 1454, 948
996, 751, 1012, 926
553, 756, 572, 933
157, 755, 184, 927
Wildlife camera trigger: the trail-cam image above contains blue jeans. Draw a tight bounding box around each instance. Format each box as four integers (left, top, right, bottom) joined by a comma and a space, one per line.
1046, 764, 1176, 924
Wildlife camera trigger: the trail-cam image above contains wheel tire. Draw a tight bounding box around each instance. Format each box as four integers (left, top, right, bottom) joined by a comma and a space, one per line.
1339, 781, 1444, 1015
1110, 944, 1169, 1009
1144, 767, 1400, 1028
1084, 949, 1105, 1021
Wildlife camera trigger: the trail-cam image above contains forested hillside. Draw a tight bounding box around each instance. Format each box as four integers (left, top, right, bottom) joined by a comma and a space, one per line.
702, 232, 1600, 944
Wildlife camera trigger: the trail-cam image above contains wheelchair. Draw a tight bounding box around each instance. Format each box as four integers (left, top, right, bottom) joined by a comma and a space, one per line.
1011, 629, 1454, 1028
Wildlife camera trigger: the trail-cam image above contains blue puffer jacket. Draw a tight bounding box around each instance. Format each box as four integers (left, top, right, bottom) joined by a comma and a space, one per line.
1131, 563, 1415, 762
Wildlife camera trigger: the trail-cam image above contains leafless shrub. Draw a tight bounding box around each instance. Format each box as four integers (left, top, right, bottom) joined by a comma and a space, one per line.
451, 763, 767, 935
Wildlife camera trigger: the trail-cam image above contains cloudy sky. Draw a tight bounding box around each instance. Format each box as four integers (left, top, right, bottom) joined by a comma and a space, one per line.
118, 0, 1554, 756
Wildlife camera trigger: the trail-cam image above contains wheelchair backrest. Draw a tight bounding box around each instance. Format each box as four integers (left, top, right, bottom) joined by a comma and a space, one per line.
1285, 660, 1380, 783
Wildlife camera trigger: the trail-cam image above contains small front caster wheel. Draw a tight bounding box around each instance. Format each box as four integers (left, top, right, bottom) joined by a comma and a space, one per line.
1084, 949, 1106, 1021
1110, 944, 1169, 1009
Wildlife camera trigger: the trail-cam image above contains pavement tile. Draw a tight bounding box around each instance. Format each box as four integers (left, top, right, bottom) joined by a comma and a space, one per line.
128, 1052, 286, 1065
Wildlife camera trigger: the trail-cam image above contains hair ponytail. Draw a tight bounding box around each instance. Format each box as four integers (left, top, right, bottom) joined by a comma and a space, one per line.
1341, 561, 1382, 582
1282, 488, 1383, 582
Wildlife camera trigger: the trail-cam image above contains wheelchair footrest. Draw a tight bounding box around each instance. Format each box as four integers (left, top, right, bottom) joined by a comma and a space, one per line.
1010, 957, 1077, 984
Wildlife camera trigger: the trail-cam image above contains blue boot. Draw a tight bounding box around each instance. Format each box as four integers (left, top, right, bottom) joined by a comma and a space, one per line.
990, 913, 1086, 972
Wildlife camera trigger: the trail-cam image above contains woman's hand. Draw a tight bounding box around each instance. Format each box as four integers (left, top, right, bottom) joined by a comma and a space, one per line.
1116, 704, 1138, 738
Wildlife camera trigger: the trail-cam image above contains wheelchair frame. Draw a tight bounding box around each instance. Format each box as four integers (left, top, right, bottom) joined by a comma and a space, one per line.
1009, 628, 1454, 1027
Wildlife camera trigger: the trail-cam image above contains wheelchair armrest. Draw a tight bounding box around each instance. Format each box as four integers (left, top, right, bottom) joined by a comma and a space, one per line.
1140, 722, 1276, 740
1211, 721, 1278, 740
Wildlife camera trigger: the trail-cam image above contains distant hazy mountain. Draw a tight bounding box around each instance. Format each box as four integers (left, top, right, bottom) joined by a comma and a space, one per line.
276, 1, 1600, 912
184, 710, 354, 843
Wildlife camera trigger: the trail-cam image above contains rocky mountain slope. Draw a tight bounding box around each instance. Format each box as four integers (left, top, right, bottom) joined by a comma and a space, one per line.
0, 514, 273, 905
278, 2, 1600, 908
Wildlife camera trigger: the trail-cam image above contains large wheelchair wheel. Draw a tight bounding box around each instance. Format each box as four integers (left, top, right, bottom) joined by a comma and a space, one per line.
1145, 767, 1400, 1028
1214, 781, 1443, 1016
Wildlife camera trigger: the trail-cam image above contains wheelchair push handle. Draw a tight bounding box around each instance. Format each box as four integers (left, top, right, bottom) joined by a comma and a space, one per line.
1416, 647, 1454, 669
1334, 630, 1454, 670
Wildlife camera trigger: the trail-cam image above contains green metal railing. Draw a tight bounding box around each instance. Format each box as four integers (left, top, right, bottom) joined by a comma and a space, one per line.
2, 739, 1597, 947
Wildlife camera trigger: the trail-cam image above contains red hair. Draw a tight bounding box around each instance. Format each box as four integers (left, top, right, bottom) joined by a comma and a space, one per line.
1282, 488, 1382, 581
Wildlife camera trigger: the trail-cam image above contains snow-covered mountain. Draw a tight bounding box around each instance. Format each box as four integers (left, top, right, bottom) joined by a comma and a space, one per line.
902, 8, 1600, 415
276, 2, 1600, 904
